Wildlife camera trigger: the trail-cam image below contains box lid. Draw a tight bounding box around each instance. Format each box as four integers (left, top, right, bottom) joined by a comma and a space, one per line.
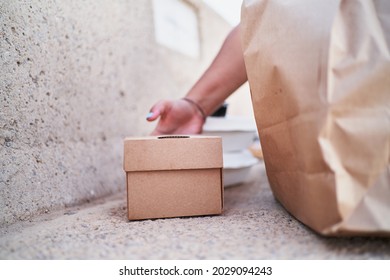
124, 135, 223, 171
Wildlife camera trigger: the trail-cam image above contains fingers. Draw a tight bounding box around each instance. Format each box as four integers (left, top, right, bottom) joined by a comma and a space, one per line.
146, 110, 160, 121
146, 100, 171, 122
150, 128, 163, 136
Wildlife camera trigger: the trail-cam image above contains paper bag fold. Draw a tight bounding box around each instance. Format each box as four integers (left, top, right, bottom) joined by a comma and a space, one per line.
241, 0, 390, 236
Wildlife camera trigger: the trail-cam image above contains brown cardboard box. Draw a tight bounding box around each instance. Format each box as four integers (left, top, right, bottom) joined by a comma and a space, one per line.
123, 135, 223, 220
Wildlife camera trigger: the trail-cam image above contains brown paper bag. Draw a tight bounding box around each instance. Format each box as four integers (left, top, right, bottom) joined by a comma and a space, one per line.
241, 0, 390, 236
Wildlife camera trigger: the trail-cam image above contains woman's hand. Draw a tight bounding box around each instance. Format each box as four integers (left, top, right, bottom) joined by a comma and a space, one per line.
147, 99, 206, 135
146, 25, 247, 136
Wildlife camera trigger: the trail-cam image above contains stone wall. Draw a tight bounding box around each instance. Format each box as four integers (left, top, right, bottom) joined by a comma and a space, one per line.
0, 0, 239, 225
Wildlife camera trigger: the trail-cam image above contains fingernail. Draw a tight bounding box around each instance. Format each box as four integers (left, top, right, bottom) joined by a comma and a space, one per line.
146, 112, 154, 119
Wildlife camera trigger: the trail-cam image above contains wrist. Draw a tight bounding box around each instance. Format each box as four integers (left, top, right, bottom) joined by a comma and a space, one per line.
181, 97, 207, 121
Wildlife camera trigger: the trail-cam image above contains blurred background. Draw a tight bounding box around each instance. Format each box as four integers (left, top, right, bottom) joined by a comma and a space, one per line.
0, 0, 253, 225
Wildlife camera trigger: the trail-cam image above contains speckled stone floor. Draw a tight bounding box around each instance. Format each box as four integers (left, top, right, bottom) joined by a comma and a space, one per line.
0, 161, 389, 259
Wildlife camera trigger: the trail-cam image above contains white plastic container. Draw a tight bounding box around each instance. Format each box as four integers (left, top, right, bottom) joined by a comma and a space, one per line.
202, 116, 258, 152
223, 150, 259, 187
202, 116, 260, 187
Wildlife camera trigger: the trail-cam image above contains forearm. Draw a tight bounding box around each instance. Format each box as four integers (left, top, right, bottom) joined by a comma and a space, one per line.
186, 24, 248, 116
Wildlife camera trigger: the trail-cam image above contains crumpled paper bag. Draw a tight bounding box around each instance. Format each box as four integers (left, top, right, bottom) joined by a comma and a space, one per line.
241, 0, 390, 235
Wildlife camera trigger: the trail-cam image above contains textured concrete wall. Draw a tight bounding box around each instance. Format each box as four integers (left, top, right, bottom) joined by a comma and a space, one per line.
0, 0, 233, 225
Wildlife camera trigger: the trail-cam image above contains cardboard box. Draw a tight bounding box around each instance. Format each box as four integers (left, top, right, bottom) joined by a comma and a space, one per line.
123, 135, 223, 220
